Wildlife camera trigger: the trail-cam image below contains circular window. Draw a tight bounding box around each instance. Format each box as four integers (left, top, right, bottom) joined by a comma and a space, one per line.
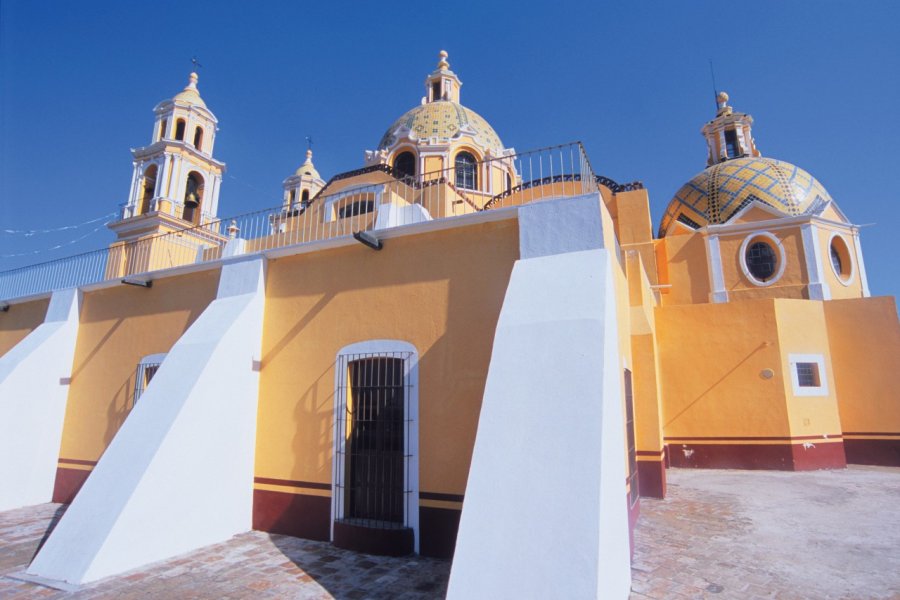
739, 232, 785, 287
746, 241, 777, 280
828, 233, 854, 285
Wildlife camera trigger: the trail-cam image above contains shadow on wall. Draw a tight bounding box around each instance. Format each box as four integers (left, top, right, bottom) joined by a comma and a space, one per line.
669, 235, 710, 304
663, 341, 771, 430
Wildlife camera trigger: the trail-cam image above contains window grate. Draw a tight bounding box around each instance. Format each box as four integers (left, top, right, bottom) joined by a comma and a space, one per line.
334, 352, 413, 530
796, 362, 820, 388
746, 241, 777, 281
133, 362, 161, 406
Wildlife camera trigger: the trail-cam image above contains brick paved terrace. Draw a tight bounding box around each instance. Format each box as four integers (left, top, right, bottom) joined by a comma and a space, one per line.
1, 466, 897, 599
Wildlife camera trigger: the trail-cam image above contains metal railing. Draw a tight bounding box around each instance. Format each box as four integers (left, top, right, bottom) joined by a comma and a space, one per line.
1, 142, 600, 302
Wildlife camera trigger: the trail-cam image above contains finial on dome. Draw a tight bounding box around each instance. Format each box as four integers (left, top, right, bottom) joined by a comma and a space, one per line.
437, 50, 449, 70
188, 72, 199, 88
716, 90, 732, 116
305, 148, 313, 161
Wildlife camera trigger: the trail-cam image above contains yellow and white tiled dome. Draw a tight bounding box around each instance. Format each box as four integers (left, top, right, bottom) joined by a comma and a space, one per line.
659, 157, 833, 236
378, 101, 504, 154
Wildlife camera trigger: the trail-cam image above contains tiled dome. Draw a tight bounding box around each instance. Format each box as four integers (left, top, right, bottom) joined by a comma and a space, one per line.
659, 157, 832, 236
378, 101, 504, 154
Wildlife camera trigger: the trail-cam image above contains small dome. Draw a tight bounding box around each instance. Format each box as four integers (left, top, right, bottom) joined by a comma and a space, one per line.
295, 149, 320, 179
173, 72, 207, 109
378, 101, 504, 154
659, 157, 833, 236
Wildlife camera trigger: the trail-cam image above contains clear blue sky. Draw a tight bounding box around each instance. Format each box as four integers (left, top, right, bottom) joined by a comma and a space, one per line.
2, 1, 899, 298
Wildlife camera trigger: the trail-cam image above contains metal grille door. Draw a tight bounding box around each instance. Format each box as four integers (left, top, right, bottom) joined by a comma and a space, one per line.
334, 352, 413, 529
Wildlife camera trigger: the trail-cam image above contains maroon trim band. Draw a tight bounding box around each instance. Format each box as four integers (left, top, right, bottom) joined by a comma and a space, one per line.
843, 432, 900, 438
665, 434, 842, 443
253, 477, 331, 491
419, 491, 464, 503
57, 458, 98, 467
636, 450, 665, 457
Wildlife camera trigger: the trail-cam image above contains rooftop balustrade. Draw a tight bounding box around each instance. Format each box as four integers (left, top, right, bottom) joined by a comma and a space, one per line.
1, 142, 608, 302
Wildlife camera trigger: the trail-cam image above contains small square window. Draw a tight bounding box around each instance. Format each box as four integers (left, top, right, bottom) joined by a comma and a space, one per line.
788, 354, 828, 397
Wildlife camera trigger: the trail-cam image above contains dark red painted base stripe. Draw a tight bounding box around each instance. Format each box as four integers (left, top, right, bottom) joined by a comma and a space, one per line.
252, 489, 331, 541
637, 460, 666, 499
52, 467, 91, 504
666, 441, 846, 471
844, 438, 900, 467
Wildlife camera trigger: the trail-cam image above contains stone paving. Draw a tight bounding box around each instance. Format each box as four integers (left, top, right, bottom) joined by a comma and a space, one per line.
1, 466, 897, 599
630, 465, 900, 600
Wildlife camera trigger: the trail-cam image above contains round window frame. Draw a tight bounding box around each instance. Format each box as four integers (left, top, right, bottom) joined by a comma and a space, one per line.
739, 231, 786, 287
827, 232, 855, 286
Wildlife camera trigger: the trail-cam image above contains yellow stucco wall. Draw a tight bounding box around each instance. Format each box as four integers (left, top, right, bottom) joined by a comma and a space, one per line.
773, 299, 842, 438
824, 296, 900, 435
659, 233, 710, 306
58, 269, 220, 461
0, 297, 50, 356
656, 299, 790, 438
255, 219, 519, 496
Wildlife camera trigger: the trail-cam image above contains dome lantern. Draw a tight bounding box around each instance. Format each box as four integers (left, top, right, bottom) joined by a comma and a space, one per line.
425, 50, 462, 104
701, 91, 760, 166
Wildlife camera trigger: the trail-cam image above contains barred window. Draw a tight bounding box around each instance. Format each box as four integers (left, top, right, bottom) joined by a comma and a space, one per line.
746, 241, 777, 281
133, 353, 166, 406
796, 362, 820, 388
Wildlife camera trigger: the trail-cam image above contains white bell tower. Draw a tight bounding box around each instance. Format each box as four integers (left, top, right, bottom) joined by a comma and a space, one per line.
114, 72, 226, 237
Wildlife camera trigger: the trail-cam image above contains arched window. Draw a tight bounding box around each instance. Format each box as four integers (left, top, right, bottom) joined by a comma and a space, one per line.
139, 164, 158, 215
158, 119, 168, 141
193, 126, 204, 150
288, 189, 296, 209
134, 353, 167, 407
182, 172, 204, 224
393, 151, 416, 179
455, 152, 477, 189
301, 189, 310, 206
175, 119, 186, 141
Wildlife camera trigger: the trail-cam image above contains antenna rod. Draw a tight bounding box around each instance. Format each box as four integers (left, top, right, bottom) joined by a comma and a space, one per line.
708, 60, 718, 108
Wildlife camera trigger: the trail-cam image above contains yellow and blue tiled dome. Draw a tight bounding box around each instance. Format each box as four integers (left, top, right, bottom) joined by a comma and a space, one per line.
378, 101, 504, 154
659, 157, 833, 237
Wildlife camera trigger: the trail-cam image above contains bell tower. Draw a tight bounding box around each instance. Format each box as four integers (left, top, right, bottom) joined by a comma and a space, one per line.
282, 149, 325, 213
112, 72, 226, 237
107, 73, 228, 277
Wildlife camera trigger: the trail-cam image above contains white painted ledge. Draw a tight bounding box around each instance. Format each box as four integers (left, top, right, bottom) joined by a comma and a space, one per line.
28, 257, 267, 584
0, 288, 81, 511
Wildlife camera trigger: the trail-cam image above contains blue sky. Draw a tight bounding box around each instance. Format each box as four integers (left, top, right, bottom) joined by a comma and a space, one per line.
2, 1, 899, 299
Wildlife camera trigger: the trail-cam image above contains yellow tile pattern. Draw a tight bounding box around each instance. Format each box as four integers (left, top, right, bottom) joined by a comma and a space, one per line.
659, 157, 833, 236
378, 101, 504, 153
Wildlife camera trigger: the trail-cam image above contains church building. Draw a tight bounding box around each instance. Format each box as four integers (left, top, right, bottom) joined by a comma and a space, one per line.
0, 52, 897, 598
